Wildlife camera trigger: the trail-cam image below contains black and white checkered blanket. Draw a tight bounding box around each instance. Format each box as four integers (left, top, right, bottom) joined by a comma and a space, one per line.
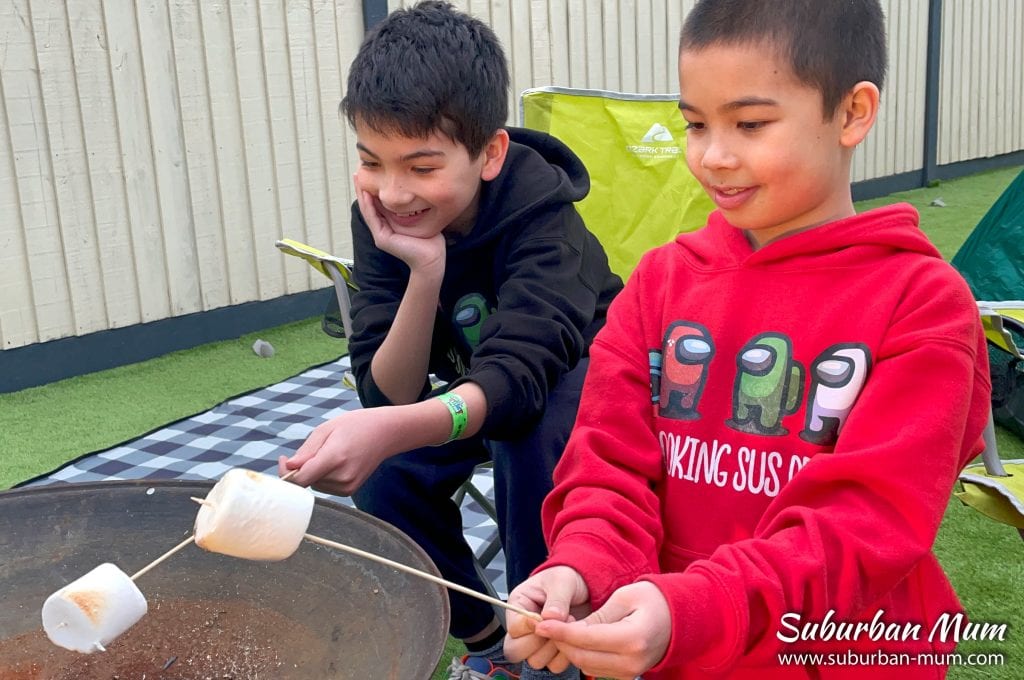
22, 356, 506, 596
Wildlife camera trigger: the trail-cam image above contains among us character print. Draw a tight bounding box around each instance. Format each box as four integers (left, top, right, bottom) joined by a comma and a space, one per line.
655, 321, 715, 420
452, 292, 494, 350
651, 321, 873, 448
799, 343, 871, 445
726, 333, 804, 436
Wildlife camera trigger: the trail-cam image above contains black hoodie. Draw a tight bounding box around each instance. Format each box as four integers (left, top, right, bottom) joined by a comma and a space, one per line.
349, 127, 623, 438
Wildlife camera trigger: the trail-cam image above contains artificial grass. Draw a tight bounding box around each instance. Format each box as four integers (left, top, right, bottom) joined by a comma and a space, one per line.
857, 165, 1022, 260
0, 318, 345, 490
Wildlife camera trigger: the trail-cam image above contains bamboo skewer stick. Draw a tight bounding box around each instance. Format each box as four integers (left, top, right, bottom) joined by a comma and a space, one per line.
187, 473, 539, 621
302, 532, 542, 621
131, 535, 195, 581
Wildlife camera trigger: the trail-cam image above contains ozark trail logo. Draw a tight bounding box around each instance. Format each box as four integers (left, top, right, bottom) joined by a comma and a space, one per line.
627, 122, 682, 157
641, 123, 674, 142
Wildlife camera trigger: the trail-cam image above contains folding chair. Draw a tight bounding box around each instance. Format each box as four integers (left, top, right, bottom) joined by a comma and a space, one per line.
955, 302, 1024, 541
520, 86, 714, 278
275, 238, 505, 591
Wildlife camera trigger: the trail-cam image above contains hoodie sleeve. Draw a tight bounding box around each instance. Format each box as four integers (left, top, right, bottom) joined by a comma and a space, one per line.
452, 205, 612, 438
347, 203, 433, 408
539, 254, 667, 596
542, 255, 992, 674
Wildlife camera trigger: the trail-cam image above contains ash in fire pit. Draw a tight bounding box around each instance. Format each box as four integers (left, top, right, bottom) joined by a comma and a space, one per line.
0, 595, 329, 679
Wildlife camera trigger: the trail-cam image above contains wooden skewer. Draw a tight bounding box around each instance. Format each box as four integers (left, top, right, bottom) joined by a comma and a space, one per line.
281, 469, 298, 482
186, 498, 536, 619
131, 534, 195, 581
302, 533, 542, 622
186, 476, 539, 620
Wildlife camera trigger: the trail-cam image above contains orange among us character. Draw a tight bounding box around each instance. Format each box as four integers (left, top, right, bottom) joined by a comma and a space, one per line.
659, 321, 715, 420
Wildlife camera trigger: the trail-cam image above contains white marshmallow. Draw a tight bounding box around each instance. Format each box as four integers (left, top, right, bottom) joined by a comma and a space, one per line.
194, 468, 314, 561
42, 562, 148, 653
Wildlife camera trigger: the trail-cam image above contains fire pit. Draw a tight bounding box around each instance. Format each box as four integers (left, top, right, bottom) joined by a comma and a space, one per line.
0, 480, 449, 678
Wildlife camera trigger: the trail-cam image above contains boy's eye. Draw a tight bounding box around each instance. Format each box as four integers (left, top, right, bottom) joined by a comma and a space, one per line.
412, 166, 437, 175
738, 121, 767, 131
359, 158, 379, 168
684, 121, 704, 132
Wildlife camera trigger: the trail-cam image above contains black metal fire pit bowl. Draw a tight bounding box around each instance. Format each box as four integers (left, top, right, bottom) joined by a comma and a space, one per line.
0, 479, 449, 679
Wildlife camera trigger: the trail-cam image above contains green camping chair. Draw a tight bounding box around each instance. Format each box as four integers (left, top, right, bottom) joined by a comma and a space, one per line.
520, 86, 714, 279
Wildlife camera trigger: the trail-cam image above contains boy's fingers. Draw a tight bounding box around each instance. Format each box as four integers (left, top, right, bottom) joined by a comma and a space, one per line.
291, 449, 336, 488
547, 649, 572, 674
537, 576, 581, 621
523, 639, 562, 674
538, 607, 634, 649
505, 601, 543, 638
280, 427, 332, 485
294, 424, 330, 461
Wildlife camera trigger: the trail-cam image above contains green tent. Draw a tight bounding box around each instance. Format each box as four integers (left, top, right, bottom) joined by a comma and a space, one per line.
952, 168, 1024, 301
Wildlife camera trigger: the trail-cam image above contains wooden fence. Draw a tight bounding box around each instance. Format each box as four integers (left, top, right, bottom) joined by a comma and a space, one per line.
0, 0, 1021, 365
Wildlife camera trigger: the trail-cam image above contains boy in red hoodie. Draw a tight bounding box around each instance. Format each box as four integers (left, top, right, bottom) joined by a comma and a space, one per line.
503, 1, 992, 678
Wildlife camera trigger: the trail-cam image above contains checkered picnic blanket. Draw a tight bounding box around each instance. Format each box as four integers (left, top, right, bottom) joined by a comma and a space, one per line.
21, 356, 507, 597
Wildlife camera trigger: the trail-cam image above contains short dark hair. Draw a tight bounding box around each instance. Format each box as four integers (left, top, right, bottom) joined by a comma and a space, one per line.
680, 0, 887, 117
341, 1, 509, 157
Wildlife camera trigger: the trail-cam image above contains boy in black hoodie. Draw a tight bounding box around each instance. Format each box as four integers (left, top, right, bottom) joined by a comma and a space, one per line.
279, 2, 621, 677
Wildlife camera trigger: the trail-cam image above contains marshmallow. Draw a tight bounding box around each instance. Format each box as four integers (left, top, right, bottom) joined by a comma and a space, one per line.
42, 562, 148, 653
194, 468, 314, 561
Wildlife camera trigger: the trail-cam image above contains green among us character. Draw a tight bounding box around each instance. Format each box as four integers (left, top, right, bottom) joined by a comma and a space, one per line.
659, 321, 715, 420
800, 344, 871, 445
728, 333, 804, 436
452, 292, 492, 349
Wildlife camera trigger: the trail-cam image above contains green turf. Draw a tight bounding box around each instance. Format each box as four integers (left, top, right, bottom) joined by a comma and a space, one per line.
856, 166, 1021, 260
1, 165, 1020, 680
0, 318, 345, 490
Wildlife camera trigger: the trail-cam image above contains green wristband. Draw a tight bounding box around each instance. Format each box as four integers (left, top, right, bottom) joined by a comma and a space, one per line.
436, 392, 468, 444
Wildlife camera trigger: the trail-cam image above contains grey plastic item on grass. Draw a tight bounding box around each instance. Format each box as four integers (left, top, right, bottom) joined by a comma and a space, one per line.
252, 339, 275, 358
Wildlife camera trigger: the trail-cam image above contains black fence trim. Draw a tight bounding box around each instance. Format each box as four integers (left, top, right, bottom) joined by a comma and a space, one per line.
0, 288, 332, 394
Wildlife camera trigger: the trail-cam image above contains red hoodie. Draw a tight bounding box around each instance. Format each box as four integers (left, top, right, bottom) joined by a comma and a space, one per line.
540, 204, 991, 679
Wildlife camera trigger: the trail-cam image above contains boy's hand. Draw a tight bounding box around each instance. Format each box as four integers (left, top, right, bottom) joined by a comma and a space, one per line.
533, 581, 671, 679
277, 407, 404, 496
354, 175, 445, 274
504, 566, 591, 674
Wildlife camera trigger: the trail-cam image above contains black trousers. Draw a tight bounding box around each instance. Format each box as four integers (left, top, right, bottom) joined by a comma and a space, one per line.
353, 359, 589, 639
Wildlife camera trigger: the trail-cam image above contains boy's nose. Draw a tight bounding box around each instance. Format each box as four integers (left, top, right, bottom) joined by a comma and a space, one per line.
700, 137, 739, 170
377, 174, 414, 209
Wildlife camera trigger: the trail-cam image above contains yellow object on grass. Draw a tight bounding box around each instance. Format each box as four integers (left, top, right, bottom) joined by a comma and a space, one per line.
956, 459, 1024, 530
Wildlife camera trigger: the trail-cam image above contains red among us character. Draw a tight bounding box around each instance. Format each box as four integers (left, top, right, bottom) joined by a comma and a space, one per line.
659, 321, 715, 420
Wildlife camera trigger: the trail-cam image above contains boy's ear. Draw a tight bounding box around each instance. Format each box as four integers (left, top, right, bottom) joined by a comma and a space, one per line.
839, 81, 880, 148
479, 128, 510, 181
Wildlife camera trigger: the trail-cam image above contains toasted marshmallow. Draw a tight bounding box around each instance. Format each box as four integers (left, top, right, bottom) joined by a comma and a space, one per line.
42, 562, 148, 653
194, 468, 314, 561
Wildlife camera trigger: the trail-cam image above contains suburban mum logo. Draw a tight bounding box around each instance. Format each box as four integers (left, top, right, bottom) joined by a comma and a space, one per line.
627, 122, 682, 157
777, 610, 1009, 645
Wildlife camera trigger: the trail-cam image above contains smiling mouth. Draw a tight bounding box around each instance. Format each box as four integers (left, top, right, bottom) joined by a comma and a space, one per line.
391, 208, 429, 218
